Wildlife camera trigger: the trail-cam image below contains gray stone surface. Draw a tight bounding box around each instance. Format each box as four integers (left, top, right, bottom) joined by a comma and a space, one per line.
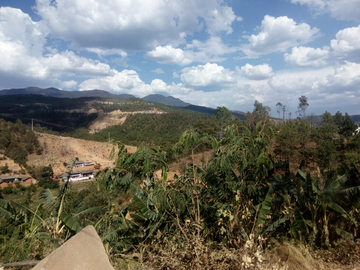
32, 225, 114, 270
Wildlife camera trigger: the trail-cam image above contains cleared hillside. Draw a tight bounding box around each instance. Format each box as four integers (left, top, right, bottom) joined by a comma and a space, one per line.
27, 133, 137, 175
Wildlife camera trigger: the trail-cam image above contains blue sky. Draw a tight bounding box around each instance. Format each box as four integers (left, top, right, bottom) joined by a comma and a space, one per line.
1, 0, 360, 116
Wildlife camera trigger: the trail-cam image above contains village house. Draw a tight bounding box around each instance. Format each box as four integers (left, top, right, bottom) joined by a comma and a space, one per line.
57, 170, 94, 182
65, 161, 95, 168
0, 175, 33, 188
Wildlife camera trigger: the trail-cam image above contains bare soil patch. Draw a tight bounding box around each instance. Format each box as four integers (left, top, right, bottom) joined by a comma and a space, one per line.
0, 154, 23, 173
27, 133, 137, 175
89, 109, 165, 133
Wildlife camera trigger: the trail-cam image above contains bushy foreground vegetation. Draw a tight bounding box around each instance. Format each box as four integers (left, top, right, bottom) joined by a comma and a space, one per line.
1, 107, 360, 269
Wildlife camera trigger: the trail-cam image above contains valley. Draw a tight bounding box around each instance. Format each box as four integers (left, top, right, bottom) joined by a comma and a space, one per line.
1, 89, 360, 269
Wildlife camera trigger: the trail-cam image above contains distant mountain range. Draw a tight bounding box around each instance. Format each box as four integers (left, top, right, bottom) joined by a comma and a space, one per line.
0, 87, 133, 99
0, 87, 245, 118
142, 94, 190, 107
7, 87, 360, 123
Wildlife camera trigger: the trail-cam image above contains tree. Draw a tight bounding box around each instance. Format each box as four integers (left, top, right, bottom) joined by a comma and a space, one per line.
253, 100, 269, 115
317, 112, 338, 171
276, 102, 283, 120
296, 171, 360, 247
339, 113, 356, 137
214, 106, 232, 131
298, 96, 309, 118
334, 111, 344, 127
38, 165, 58, 189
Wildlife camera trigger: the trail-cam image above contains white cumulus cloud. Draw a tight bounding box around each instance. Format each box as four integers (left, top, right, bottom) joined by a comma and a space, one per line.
146, 46, 192, 66
180, 63, 234, 90
146, 36, 239, 66
242, 15, 319, 57
79, 70, 144, 93
35, 0, 238, 52
327, 61, 360, 87
331, 25, 360, 62
238, 63, 273, 80
0, 7, 115, 88
284, 46, 330, 67
79, 70, 191, 96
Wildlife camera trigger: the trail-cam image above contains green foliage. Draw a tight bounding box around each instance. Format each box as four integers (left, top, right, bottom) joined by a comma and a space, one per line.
339, 113, 357, 137
0, 163, 11, 174
26, 164, 59, 189
2, 107, 360, 267
298, 95, 309, 118
0, 95, 99, 133
214, 106, 232, 130
77, 108, 211, 151
0, 118, 41, 166
2, 184, 14, 195
316, 113, 339, 171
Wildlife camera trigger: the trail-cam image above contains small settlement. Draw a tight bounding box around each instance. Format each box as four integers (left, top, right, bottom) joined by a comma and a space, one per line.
56, 160, 96, 182
0, 160, 98, 187
0, 175, 33, 188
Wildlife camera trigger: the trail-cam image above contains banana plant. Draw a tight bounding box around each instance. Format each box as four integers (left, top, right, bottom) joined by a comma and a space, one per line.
296, 169, 360, 247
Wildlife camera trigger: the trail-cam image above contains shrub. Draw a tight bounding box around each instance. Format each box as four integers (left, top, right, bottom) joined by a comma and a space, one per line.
36, 147, 43, 155
2, 184, 14, 194
38, 178, 59, 189
0, 164, 11, 174
94, 163, 101, 169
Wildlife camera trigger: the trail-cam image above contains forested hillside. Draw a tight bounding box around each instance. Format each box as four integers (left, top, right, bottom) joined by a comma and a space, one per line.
72, 108, 218, 150
1, 105, 360, 269
0, 119, 42, 166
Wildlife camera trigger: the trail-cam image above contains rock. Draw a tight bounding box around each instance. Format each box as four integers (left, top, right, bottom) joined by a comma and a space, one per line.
32, 225, 114, 270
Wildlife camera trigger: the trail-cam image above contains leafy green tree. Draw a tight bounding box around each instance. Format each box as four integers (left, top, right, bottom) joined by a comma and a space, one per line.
334, 111, 344, 127
38, 165, 58, 189
298, 95, 309, 118
214, 106, 232, 131
253, 100, 269, 116
316, 112, 338, 171
339, 113, 356, 137
244, 100, 272, 131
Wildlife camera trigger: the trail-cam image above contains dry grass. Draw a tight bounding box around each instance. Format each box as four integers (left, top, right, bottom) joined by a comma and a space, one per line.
113, 239, 360, 270
264, 242, 321, 270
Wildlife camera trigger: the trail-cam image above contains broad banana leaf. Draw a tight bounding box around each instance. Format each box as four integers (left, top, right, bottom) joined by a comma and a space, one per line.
256, 186, 273, 229
59, 212, 82, 233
